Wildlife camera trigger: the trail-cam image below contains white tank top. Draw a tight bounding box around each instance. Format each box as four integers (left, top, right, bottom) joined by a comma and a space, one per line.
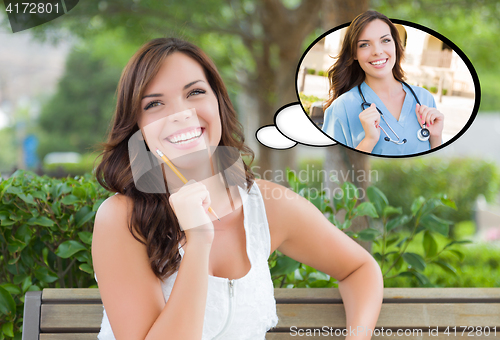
97, 182, 279, 339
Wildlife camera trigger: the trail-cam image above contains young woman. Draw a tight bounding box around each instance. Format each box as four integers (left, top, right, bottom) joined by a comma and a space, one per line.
92, 37, 383, 340
322, 11, 444, 156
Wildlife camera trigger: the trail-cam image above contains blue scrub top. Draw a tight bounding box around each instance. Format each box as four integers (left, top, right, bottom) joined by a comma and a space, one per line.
322, 81, 436, 156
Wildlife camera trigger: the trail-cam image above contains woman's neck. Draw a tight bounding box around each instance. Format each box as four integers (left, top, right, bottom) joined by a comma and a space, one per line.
364, 75, 401, 97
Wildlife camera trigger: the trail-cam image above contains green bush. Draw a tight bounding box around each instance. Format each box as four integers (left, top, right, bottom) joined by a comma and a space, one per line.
306, 68, 316, 75
430, 86, 438, 93
298, 93, 326, 115
269, 169, 466, 288
0, 170, 111, 339
43, 153, 101, 178
372, 158, 500, 225
317, 70, 326, 77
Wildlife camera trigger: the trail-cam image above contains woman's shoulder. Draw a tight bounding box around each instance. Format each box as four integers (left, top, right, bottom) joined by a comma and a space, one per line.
324, 86, 360, 113
93, 193, 145, 243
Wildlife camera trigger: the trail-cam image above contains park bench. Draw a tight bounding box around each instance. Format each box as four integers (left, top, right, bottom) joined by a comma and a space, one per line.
22, 287, 500, 339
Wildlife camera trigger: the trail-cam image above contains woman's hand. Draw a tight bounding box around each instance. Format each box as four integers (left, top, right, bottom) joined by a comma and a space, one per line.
356, 103, 380, 153
169, 180, 214, 246
416, 103, 444, 148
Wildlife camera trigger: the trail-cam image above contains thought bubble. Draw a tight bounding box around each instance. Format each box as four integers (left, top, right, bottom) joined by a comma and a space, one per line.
255, 103, 336, 149
256, 17, 480, 158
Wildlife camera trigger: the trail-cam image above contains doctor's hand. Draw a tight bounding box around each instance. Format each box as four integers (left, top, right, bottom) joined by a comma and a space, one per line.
416, 104, 444, 148
359, 103, 381, 142
356, 103, 381, 153
169, 180, 214, 246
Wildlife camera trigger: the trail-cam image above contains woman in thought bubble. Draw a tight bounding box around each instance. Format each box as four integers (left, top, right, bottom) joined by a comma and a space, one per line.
322, 11, 444, 156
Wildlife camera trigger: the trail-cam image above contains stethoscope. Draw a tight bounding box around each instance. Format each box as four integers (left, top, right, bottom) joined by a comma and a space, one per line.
357, 82, 430, 145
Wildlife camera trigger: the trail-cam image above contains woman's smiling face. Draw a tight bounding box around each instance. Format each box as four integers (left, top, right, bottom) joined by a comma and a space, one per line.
355, 19, 396, 82
138, 52, 222, 167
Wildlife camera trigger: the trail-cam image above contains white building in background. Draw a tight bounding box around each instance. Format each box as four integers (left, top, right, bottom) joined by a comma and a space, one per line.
299, 25, 475, 99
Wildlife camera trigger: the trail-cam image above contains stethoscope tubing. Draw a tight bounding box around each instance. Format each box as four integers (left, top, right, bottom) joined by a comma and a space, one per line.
357, 82, 428, 145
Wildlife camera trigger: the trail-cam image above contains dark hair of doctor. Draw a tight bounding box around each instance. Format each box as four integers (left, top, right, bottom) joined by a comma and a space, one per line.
94, 37, 255, 281
324, 11, 405, 110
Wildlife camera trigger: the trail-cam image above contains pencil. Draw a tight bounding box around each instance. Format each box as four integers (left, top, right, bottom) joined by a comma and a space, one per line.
155, 148, 221, 221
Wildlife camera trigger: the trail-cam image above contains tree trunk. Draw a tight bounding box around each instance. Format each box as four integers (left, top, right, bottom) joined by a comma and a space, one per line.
321, 0, 372, 251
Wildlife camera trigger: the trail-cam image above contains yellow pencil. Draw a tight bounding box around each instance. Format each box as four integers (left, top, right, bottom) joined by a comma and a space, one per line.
156, 148, 220, 221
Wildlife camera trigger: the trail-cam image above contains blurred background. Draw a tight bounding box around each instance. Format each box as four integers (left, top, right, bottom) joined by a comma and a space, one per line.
1, 0, 499, 288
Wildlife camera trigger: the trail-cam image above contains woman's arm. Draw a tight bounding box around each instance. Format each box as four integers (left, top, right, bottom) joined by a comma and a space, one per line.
259, 180, 383, 339
92, 190, 213, 340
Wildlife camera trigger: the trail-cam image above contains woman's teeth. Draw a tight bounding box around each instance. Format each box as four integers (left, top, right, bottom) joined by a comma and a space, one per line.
167, 128, 203, 144
370, 59, 387, 65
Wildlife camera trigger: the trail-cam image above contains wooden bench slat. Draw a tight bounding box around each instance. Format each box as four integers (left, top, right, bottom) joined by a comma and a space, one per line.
40, 334, 98, 340
41, 287, 500, 303
277, 303, 500, 328
39, 303, 500, 332
40, 304, 103, 333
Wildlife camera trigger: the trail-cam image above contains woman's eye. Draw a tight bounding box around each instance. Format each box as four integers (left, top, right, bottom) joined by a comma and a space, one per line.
144, 100, 162, 110
383, 38, 392, 43
359, 43, 368, 48
188, 89, 206, 97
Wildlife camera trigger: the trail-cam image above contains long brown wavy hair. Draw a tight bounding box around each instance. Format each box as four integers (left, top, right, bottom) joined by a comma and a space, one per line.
95, 38, 255, 281
324, 11, 406, 109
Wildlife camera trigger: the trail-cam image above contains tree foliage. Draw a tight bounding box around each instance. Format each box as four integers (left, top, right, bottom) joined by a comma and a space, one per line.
37, 45, 122, 158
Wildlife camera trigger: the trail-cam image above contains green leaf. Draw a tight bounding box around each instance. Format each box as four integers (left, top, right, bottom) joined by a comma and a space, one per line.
17, 193, 36, 205
385, 215, 411, 232
448, 249, 465, 262
55, 240, 87, 258
340, 219, 352, 231
366, 186, 388, 217
72, 186, 87, 200
32, 191, 47, 201
78, 231, 93, 245
79, 263, 94, 275
34, 267, 58, 283
357, 228, 381, 241
385, 235, 400, 248
396, 271, 429, 286
420, 214, 450, 236
402, 252, 426, 271
420, 198, 445, 217
411, 196, 425, 216
2, 322, 14, 337
0, 284, 21, 295
61, 195, 79, 205
75, 207, 95, 228
0, 286, 16, 316
432, 260, 458, 276
444, 240, 473, 249
423, 231, 438, 258
21, 276, 32, 294
382, 206, 402, 218
270, 256, 301, 277
286, 168, 299, 192
354, 202, 379, 218
394, 255, 405, 270
27, 216, 54, 227
342, 181, 358, 211
440, 195, 457, 210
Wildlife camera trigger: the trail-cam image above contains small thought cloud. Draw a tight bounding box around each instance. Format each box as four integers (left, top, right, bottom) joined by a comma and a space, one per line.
256, 103, 336, 149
